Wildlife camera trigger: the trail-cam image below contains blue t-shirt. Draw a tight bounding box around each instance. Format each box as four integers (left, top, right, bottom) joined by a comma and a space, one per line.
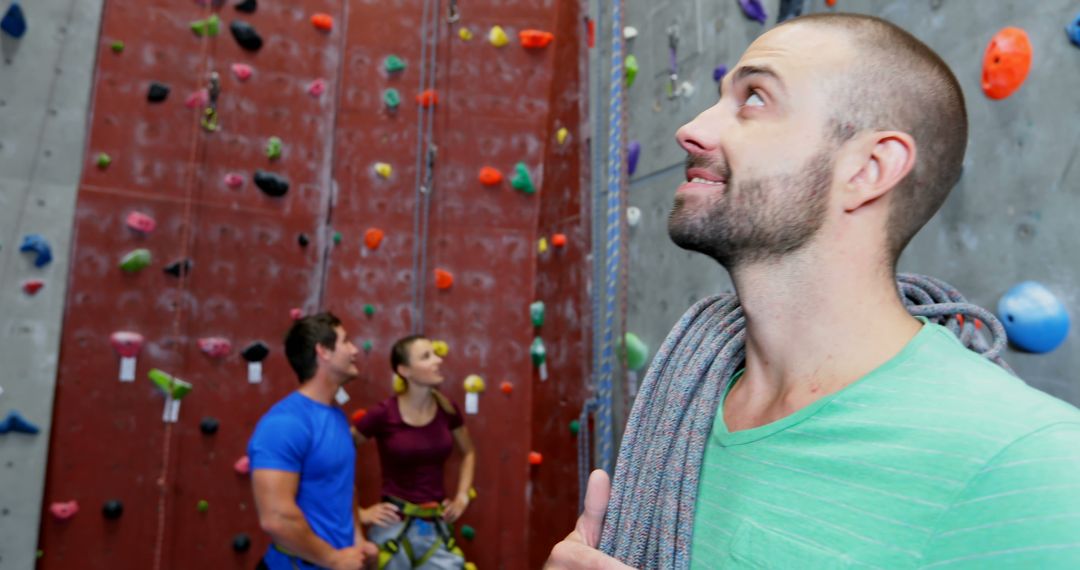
248, 392, 356, 569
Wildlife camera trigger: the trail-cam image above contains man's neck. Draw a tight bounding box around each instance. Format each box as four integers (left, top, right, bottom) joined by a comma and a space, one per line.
298, 373, 340, 405
724, 249, 922, 430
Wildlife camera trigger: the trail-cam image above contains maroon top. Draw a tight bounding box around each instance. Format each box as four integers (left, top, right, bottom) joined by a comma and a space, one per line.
355, 395, 464, 504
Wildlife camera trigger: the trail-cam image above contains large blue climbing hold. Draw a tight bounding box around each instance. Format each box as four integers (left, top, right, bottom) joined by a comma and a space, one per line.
627, 140, 641, 176
1067, 12, 1080, 48
997, 281, 1070, 353
20, 234, 53, 267
738, 0, 767, 25
1, 2, 26, 39
0, 410, 40, 435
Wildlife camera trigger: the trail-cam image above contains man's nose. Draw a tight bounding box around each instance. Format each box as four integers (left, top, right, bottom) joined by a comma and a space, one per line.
675, 105, 724, 156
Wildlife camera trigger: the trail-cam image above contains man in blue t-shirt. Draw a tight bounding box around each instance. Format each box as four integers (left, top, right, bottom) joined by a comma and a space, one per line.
249, 312, 377, 570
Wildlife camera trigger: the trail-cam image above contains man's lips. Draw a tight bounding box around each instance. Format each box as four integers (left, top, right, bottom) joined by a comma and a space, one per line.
685, 167, 726, 185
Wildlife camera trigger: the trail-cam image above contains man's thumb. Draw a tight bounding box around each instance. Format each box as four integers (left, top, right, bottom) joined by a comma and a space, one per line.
577, 469, 611, 547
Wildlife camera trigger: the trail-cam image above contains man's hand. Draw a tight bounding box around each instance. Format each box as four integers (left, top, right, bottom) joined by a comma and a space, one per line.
545, 470, 635, 569
442, 492, 470, 523
359, 503, 401, 527
358, 540, 380, 569
325, 546, 367, 570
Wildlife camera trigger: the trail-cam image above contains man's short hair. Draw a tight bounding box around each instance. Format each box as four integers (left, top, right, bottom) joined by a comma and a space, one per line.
787, 14, 968, 268
283, 312, 342, 383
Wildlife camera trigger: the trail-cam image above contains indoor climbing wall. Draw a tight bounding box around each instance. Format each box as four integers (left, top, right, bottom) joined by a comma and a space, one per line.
34, 0, 588, 568
0, 0, 105, 568
606, 0, 1080, 432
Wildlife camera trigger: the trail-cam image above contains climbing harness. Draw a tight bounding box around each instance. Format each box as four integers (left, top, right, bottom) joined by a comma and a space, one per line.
376, 497, 465, 569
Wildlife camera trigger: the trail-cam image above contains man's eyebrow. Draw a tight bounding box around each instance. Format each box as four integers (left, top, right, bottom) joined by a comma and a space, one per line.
731, 64, 785, 88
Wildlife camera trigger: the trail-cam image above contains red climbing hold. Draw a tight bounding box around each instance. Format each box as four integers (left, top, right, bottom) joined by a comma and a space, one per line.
231, 63, 253, 81
50, 501, 80, 521
479, 166, 503, 186
289, 308, 303, 320
311, 13, 333, 31
224, 173, 244, 189
364, 228, 384, 250
234, 455, 251, 475
500, 381, 513, 394
519, 29, 554, 49
197, 337, 232, 358
826, 0, 836, 6
435, 269, 454, 290
126, 211, 156, 234
185, 88, 209, 109
351, 409, 368, 425
308, 79, 326, 97
528, 451, 543, 465
22, 280, 44, 295
109, 331, 144, 358
982, 27, 1032, 100
551, 233, 567, 248
416, 89, 438, 107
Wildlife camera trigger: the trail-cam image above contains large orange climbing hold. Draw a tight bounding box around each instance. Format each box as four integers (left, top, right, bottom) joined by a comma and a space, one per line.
500, 381, 513, 394
520, 29, 554, 49
479, 166, 503, 186
435, 269, 454, 289
417, 89, 438, 107
311, 13, 333, 31
364, 228, 384, 250
528, 451, 543, 465
982, 27, 1032, 100
551, 233, 567, 248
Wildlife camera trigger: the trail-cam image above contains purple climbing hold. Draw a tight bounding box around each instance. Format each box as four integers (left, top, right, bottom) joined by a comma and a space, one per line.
254, 170, 289, 197
712, 65, 728, 83
230, 20, 263, 51
242, 341, 269, 362
147, 82, 170, 103
627, 141, 641, 176
1, 2, 27, 39
20, 234, 53, 267
738, 0, 767, 25
0, 410, 40, 435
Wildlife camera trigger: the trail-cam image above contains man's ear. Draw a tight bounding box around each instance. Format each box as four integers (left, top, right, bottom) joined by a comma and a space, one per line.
839, 131, 916, 213
314, 343, 330, 362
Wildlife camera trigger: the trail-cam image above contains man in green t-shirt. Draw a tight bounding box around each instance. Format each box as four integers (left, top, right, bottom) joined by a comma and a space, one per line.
547, 12, 1080, 570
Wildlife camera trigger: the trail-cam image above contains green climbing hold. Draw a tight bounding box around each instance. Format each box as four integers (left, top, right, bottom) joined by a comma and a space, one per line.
530, 301, 545, 327
625, 54, 639, 87
197, 500, 209, 513
511, 163, 536, 194
569, 419, 580, 435
461, 525, 476, 540
363, 340, 373, 352
96, 153, 112, 169
530, 337, 547, 366
265, 136, 282, 160
190, 14, 221, 37
148, 368, 193, 400
623, 332, 649, 371
119, 249, 151, 273
384, 55, 406, 73
364, 304, 376, 317
333, 231, 343, 245
37, 550, 43, 559
383, 88, 401, 109
110, 41, 125, 53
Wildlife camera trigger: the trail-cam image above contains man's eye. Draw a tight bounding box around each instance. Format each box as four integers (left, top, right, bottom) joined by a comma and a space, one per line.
744, 91, 765, 107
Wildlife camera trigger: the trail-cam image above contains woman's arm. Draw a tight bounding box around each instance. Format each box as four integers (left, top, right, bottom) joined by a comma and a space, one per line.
443, 426, 475, 522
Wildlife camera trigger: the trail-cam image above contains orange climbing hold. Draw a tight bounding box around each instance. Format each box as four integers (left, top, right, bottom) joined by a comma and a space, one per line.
982, 27, 1032, 100
528, 451, 543, 465
551, 233, 567, 248
364, 228, 385, 250
519, 29, 554, 49
417, 89, 438, 107
479, 166, 503, 186
500, 381, 513, 394
311, 13, 333, 31
826, 0, 836, 6
435, 269, 454, 289
351, 409, 367, 425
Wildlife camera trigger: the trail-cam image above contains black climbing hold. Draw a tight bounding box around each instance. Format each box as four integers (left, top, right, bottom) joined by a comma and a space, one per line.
147, 82, 170, 103
230, 20, 263, 51
163, 259, 192, 278
254, 170, 289, 197
102, 500, 124, 520
200, 417, 220, 435
242, 341, 270, 362
777, 0, 805, 23
297, 233, 310, 247
234, 0, 257, 14
232, 533, 251, 552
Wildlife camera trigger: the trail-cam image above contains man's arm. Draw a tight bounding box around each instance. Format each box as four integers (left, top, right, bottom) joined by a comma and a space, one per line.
252, 469, 362, 570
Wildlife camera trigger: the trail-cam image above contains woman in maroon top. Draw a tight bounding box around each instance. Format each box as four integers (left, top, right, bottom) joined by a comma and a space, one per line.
353, 335, 475, 569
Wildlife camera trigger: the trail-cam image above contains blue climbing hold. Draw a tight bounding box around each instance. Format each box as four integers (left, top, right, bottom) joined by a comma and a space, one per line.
1, 2, 27, 39
712, 65, 728, 83
777, 0, 805, 23
738, 0, 767, 25
997, 281, 1071, 353
0, 410, 40, 435
1067, 12, 1080, 48
627, 140, 641, 176
20, 234, 53, 267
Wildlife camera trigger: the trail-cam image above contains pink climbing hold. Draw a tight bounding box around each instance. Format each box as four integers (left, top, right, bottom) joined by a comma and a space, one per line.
126, 211, 156, 234
231, 63, 253, 81
197, 337, 232, 358
23, 280, 44, 295
308, 79, 326, 97
50, 501, 80, 521
109, 331, 144, 358
234, 455, 251, 475
185, 88, 209, 109
289, 308, 303, 320
224, 173, 245, 189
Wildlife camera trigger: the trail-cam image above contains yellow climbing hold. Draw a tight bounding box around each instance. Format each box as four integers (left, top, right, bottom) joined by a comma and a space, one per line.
468, 487, 477, 500
556, 128, 569, 145
374, 162, 392, 179
459, 27, 473, 41
538, 237, 549, 254
489, 25, 509, 47
464, 374, 486, 393
431, 340, 449, 357
393, 374, 407, 394
465, 563, 478, 570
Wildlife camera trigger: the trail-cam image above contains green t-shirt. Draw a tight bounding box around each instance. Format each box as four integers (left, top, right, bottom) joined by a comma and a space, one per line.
690, 321, 1080, 569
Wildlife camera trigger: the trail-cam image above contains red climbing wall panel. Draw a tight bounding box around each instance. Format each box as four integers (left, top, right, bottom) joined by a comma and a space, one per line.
39, 0, 588, 568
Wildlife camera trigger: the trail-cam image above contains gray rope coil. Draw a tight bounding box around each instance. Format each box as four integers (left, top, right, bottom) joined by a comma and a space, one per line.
598, 273, 1011, 568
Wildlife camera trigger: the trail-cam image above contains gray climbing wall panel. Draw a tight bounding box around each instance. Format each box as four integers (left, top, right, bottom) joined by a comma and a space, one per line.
0, 0, 104, 567
611, 0, 1080, 432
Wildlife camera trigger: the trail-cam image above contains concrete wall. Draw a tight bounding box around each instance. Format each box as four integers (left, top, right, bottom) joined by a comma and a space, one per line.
615, 0, 1080, 423
0, 0, 103, 567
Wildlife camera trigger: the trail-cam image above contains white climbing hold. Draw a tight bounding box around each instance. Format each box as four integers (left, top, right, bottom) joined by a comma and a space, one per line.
627, 206, 641, 227
623, 26, 638, 40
